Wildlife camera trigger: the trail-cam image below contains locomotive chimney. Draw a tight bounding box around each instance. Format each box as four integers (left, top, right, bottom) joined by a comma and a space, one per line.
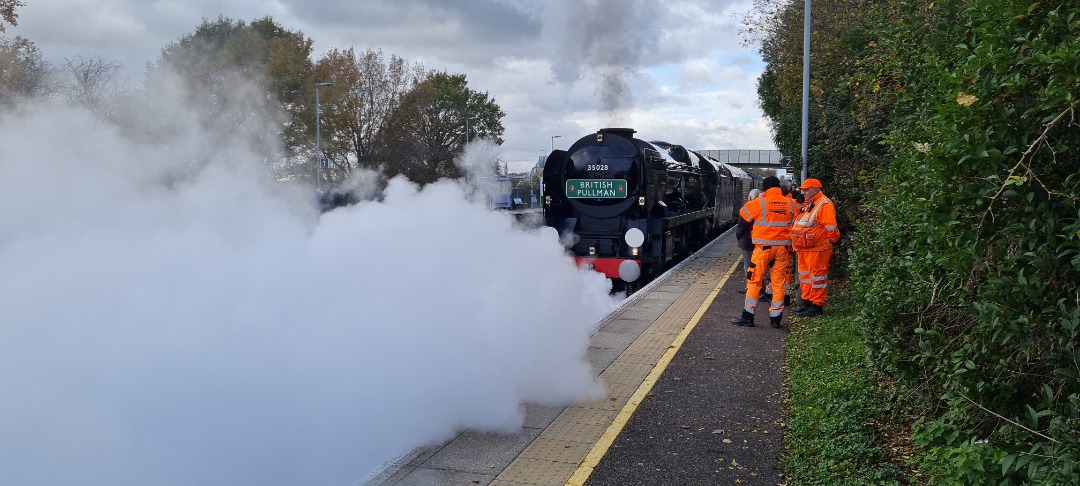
598, 127, 636, 141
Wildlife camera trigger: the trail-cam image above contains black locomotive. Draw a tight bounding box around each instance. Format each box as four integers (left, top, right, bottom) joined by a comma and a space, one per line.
542, 128, 759, 291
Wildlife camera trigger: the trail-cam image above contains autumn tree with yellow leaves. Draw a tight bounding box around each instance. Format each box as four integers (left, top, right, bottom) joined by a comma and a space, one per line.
311, 48, 427, 181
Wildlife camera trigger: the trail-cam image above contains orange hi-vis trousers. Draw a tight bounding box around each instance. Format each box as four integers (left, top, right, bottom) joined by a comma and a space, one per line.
744, 245, 790, 318
797, 247, 833, 307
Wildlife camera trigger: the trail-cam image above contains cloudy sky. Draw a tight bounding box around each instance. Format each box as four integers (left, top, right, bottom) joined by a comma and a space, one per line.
10, 0, 776, 173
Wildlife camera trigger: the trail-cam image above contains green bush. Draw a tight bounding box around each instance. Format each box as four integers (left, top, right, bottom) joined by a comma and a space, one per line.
847, 0, 1080, 483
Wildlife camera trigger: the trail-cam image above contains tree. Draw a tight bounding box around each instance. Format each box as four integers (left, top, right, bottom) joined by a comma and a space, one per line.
313, 48, 426, 181
148, 15, 315, 172
60, 55, 127, 117
1, 0, 22, 32
0, 36, 51, 109
377, 71, 505, 185
748, 0, 884, 241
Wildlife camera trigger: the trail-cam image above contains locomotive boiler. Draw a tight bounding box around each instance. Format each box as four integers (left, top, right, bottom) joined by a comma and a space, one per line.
542, 128, 751, 291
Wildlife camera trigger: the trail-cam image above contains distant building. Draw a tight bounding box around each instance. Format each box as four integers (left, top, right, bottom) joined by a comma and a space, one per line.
531, 155, 546, 178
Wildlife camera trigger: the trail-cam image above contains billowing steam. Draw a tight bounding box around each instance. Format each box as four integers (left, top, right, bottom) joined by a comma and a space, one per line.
0, 79, 616, 485
550, 0, 655, 125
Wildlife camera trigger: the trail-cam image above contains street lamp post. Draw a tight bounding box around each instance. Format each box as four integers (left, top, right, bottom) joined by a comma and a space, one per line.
315, 82, 333, 191
542, 136, 561, 209
800, 0, 811, 183
464, 117, 474, 183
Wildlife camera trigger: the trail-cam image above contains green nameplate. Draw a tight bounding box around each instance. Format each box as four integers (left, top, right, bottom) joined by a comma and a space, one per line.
566, 179, 627, 198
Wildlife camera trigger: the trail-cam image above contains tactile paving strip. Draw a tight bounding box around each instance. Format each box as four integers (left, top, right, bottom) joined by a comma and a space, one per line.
536, 420, 607, 444
495, 457, 579, 485
556, 406, 619, 427
517, 438, 594, 463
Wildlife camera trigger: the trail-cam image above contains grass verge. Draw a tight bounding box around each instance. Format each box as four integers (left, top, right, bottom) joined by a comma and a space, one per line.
782, 284, 908, 485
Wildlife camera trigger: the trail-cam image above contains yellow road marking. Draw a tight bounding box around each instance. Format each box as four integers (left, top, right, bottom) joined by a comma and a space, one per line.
565, 258, 742, 485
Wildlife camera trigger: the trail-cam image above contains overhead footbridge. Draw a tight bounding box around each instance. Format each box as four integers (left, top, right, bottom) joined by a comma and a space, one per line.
695, 149, 789, 170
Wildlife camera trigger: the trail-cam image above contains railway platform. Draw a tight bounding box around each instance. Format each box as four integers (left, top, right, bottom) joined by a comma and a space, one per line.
365, 228, 788, 486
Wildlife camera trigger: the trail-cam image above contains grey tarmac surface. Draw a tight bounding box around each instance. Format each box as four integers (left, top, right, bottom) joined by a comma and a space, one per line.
583, 276, 787, 486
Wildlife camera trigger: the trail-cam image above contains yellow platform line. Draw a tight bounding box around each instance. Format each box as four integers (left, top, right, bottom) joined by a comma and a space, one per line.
564, 258, 742, 486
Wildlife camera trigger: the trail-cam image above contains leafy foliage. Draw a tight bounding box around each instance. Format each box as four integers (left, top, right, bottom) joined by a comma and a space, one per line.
150, 16, 315, 170
0, 0, 21, 32
756, 0, 1079, 482
0, 35, 50, 109
313, 48, 427, 181
377, 71, 506, 185
753, 0, 885, 271
150, 18, 506, 188
842, 0, 1080, 483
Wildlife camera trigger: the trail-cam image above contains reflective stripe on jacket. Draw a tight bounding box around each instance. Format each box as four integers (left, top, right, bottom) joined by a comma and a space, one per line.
739, 187, 795, 246
791, 193, 840, 251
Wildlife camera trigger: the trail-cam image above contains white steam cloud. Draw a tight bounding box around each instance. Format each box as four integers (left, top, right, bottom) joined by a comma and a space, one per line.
0, 85, 615, 484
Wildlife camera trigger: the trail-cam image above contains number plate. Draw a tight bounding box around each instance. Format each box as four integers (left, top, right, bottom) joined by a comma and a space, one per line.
566, 179, 627, 198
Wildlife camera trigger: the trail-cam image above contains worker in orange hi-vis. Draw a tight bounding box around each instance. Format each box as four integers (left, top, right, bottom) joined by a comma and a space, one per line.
730, 176, 796, 329
789, 178, 841, 318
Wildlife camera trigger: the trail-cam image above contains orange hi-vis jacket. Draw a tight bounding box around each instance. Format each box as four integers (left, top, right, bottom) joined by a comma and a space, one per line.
791, 192, 840, 251
740, 187, 796, 246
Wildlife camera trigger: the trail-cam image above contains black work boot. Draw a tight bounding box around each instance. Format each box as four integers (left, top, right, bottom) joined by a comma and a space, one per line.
770, 315, 782, 328
730, 310, 755, 327
796, 304, 823, 318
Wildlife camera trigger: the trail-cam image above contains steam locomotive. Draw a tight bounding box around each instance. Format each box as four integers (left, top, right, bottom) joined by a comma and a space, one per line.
542, 128, 759, 291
